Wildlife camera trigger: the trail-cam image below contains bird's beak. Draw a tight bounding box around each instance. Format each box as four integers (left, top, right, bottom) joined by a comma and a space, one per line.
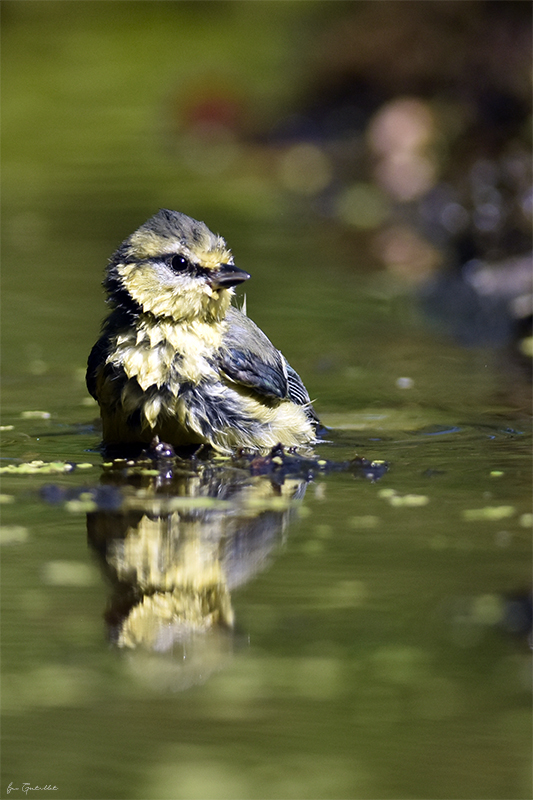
210, 263, 251, 289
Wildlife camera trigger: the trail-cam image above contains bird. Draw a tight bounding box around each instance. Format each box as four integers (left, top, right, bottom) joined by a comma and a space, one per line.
86, 209, 319, 454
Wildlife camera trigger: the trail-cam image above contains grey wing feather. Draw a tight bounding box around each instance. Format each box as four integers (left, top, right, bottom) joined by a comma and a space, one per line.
284, 359, 320, 423
220, 307, 288, 399
220, 306, 315, 417
284, 359, 311, 406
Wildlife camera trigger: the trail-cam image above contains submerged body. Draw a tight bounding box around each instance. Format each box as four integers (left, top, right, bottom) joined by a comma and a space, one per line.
87, 209, 319, 453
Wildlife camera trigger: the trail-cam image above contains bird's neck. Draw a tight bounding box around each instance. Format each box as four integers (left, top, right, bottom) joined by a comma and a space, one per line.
133, 313, 226, 356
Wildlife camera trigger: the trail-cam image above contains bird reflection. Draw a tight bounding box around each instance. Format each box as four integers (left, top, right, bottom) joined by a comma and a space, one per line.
86, 456, 307, 688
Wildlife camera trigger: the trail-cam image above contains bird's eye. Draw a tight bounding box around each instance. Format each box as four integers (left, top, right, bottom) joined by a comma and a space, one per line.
170, 255, 189, 271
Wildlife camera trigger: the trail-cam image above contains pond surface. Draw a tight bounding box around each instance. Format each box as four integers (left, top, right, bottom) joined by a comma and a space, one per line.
2, 209, 531, 800
2, 5, 531, 799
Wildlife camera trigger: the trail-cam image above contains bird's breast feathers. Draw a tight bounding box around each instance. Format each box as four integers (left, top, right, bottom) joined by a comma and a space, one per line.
108, 317, 225, 390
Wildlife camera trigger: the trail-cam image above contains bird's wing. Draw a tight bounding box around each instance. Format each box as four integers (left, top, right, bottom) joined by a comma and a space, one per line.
86, 318, 130, 412
220, 307, 313, 409
87, 308, 138, 402
284, 359, 312, 406
284, 357, 320, 424
86, 334, 110, 399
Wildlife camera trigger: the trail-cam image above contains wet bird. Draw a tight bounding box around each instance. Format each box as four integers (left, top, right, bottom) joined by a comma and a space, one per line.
87, 209, 319, 454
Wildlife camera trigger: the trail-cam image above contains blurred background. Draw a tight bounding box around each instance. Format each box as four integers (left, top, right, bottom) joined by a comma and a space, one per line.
2, 0, 531, 402
1, 3, 532, 800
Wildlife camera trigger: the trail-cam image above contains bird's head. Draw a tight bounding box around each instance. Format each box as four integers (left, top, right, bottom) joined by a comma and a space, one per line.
104, 209, 250, 322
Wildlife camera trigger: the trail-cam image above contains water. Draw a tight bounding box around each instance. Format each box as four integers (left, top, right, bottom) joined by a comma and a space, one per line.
2, 5, 531, 799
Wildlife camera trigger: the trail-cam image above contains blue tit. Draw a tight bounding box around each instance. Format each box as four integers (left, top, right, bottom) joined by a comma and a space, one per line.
87, 209, 319, 453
